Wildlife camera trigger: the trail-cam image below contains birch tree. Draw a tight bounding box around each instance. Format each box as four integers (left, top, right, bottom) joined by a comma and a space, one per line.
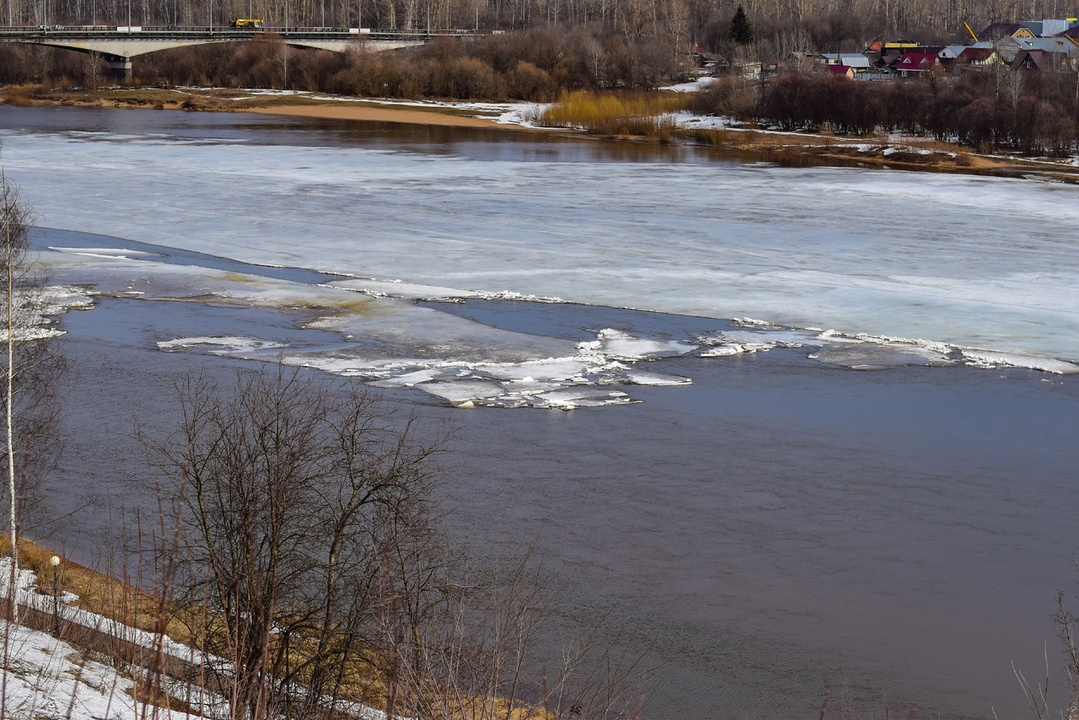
0, 167, 65, 624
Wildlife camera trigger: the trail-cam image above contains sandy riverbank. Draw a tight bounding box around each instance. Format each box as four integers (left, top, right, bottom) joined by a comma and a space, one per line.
237, 98, 1079, 182
249, 102, 526, 128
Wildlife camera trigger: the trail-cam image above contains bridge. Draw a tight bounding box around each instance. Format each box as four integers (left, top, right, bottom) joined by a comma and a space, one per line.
0, 26, 467, 77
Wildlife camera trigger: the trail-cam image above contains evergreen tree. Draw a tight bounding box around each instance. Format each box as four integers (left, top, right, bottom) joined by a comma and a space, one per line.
729, 5, 754, 45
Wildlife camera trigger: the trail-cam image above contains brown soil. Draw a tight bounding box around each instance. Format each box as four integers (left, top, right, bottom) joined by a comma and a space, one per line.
683, 127, 1079, 181
250, 103, 520, 128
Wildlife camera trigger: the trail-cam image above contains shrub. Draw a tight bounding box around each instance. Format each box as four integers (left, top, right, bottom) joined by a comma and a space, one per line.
540, 90, 688, 137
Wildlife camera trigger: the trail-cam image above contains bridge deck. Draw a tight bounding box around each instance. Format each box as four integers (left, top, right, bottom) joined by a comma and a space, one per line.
0, 26, 469, 64
0, 26, 474, 41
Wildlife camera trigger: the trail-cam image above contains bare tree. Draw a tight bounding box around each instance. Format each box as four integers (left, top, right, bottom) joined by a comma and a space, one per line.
144, 367, 651, 720
145, 367, 444, 720
0, 167, 65, 624
388, 546, 654, 720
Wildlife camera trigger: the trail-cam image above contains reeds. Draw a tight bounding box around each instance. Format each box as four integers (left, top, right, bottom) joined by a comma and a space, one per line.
539, 90, 691, 139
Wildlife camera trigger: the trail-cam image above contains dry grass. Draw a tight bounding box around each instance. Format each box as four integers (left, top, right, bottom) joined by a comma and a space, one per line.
539, 90, 690, 139
0, 539, 550, 720
0, 537, 192, 642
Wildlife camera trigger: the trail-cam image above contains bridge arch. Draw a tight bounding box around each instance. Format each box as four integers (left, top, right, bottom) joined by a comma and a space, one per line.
0, 28, 439, 78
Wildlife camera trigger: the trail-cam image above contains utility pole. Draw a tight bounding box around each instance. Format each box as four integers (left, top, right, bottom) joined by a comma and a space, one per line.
50, 555, 59, 635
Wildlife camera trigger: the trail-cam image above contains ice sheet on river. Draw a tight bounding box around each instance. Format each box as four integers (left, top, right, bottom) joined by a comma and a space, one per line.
42, 244, 1078, 414
5, 121, 1079, 370
44, 247, 694, 409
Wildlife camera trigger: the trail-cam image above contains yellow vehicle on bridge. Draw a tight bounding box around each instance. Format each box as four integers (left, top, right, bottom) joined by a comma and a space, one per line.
230, 18, 263, 28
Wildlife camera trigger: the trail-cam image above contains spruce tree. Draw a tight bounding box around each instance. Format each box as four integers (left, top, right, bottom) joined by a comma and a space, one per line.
729, 5, 754, 46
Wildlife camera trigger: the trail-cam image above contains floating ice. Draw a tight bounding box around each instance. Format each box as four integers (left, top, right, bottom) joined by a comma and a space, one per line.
46, 245, 692, 409
158, 336, 286, 353
49, 246, 160, 260
326, 278, 482, 301
11, 116, 1079, 402
578, 328, 696, 361
699, 324, 957, 369
960, 349, 1079, 374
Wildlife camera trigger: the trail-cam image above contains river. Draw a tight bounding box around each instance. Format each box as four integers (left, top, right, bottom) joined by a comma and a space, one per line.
1, 105, 1078, 718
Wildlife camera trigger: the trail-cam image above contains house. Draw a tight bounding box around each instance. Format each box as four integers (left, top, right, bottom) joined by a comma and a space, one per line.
952, 46, 1002, 68
691, 47, 721, 69
820, 53, 871, 72
878, 45, 940, 72
991, 37, 1024, 63
1036, 18, 1069, 36
937, 44, 970, 60
977, 22, 1037, 40
826, 64, 854, 79
1008, 36, 1079, 70
1014, 36, 1079, 54
1013, 48, 1077, 70
894, 52, 939, 76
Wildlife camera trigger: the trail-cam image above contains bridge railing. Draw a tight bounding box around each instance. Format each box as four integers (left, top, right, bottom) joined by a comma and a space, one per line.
0, 25, 481, 38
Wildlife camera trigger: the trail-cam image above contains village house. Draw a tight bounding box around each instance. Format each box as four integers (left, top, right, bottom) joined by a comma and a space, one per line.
894, 51, 940, 76
951, 46, 1002, 69
820, 52, 872, 73
803, 16, 1078, 81
977, 22, 1037, 40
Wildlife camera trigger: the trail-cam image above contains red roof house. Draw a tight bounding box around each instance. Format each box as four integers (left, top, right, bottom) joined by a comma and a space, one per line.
895, 52, 939, 76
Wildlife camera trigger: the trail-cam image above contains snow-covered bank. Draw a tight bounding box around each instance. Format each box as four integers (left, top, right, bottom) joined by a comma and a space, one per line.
0, 558, 399, 720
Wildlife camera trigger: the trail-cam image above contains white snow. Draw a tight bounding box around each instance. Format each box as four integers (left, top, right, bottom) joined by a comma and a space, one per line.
0, 620, 169, 720
660, 77, 718, 93
960, 349, 1079, 374
0, 558, 405, 720
6, 113, 1079, 392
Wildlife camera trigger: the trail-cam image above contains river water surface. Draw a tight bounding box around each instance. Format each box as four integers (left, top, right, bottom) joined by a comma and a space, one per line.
2, 105, 1078, 719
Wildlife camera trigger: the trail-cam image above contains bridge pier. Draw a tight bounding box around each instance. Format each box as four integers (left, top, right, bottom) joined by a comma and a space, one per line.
104, 55, 132, 80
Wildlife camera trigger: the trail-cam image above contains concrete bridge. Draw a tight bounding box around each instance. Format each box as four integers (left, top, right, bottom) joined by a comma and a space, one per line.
0, 26, 464, 76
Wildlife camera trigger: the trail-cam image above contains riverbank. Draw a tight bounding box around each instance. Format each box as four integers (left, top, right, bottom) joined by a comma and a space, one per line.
4, 83, 1079, 181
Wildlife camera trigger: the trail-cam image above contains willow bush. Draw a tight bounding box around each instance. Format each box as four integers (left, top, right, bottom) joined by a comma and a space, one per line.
539, 90, 690, 137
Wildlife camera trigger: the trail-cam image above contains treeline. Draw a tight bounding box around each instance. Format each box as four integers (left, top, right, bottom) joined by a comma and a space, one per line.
0, 28, 684, 98
4, 0, 1079, 61
692, 69, 1079, 156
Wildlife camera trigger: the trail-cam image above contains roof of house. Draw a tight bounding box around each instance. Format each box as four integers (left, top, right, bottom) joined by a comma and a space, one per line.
896, 52, 938, 70
1014, 49, 1075, 68
1015, 36, 1077, 52
956, 47, 998, 62
938, 44, 969, 59
940, 41, 996, 58
826, 64, 854, 75
821, 53, 872, 68
978, 22, 1033, 39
